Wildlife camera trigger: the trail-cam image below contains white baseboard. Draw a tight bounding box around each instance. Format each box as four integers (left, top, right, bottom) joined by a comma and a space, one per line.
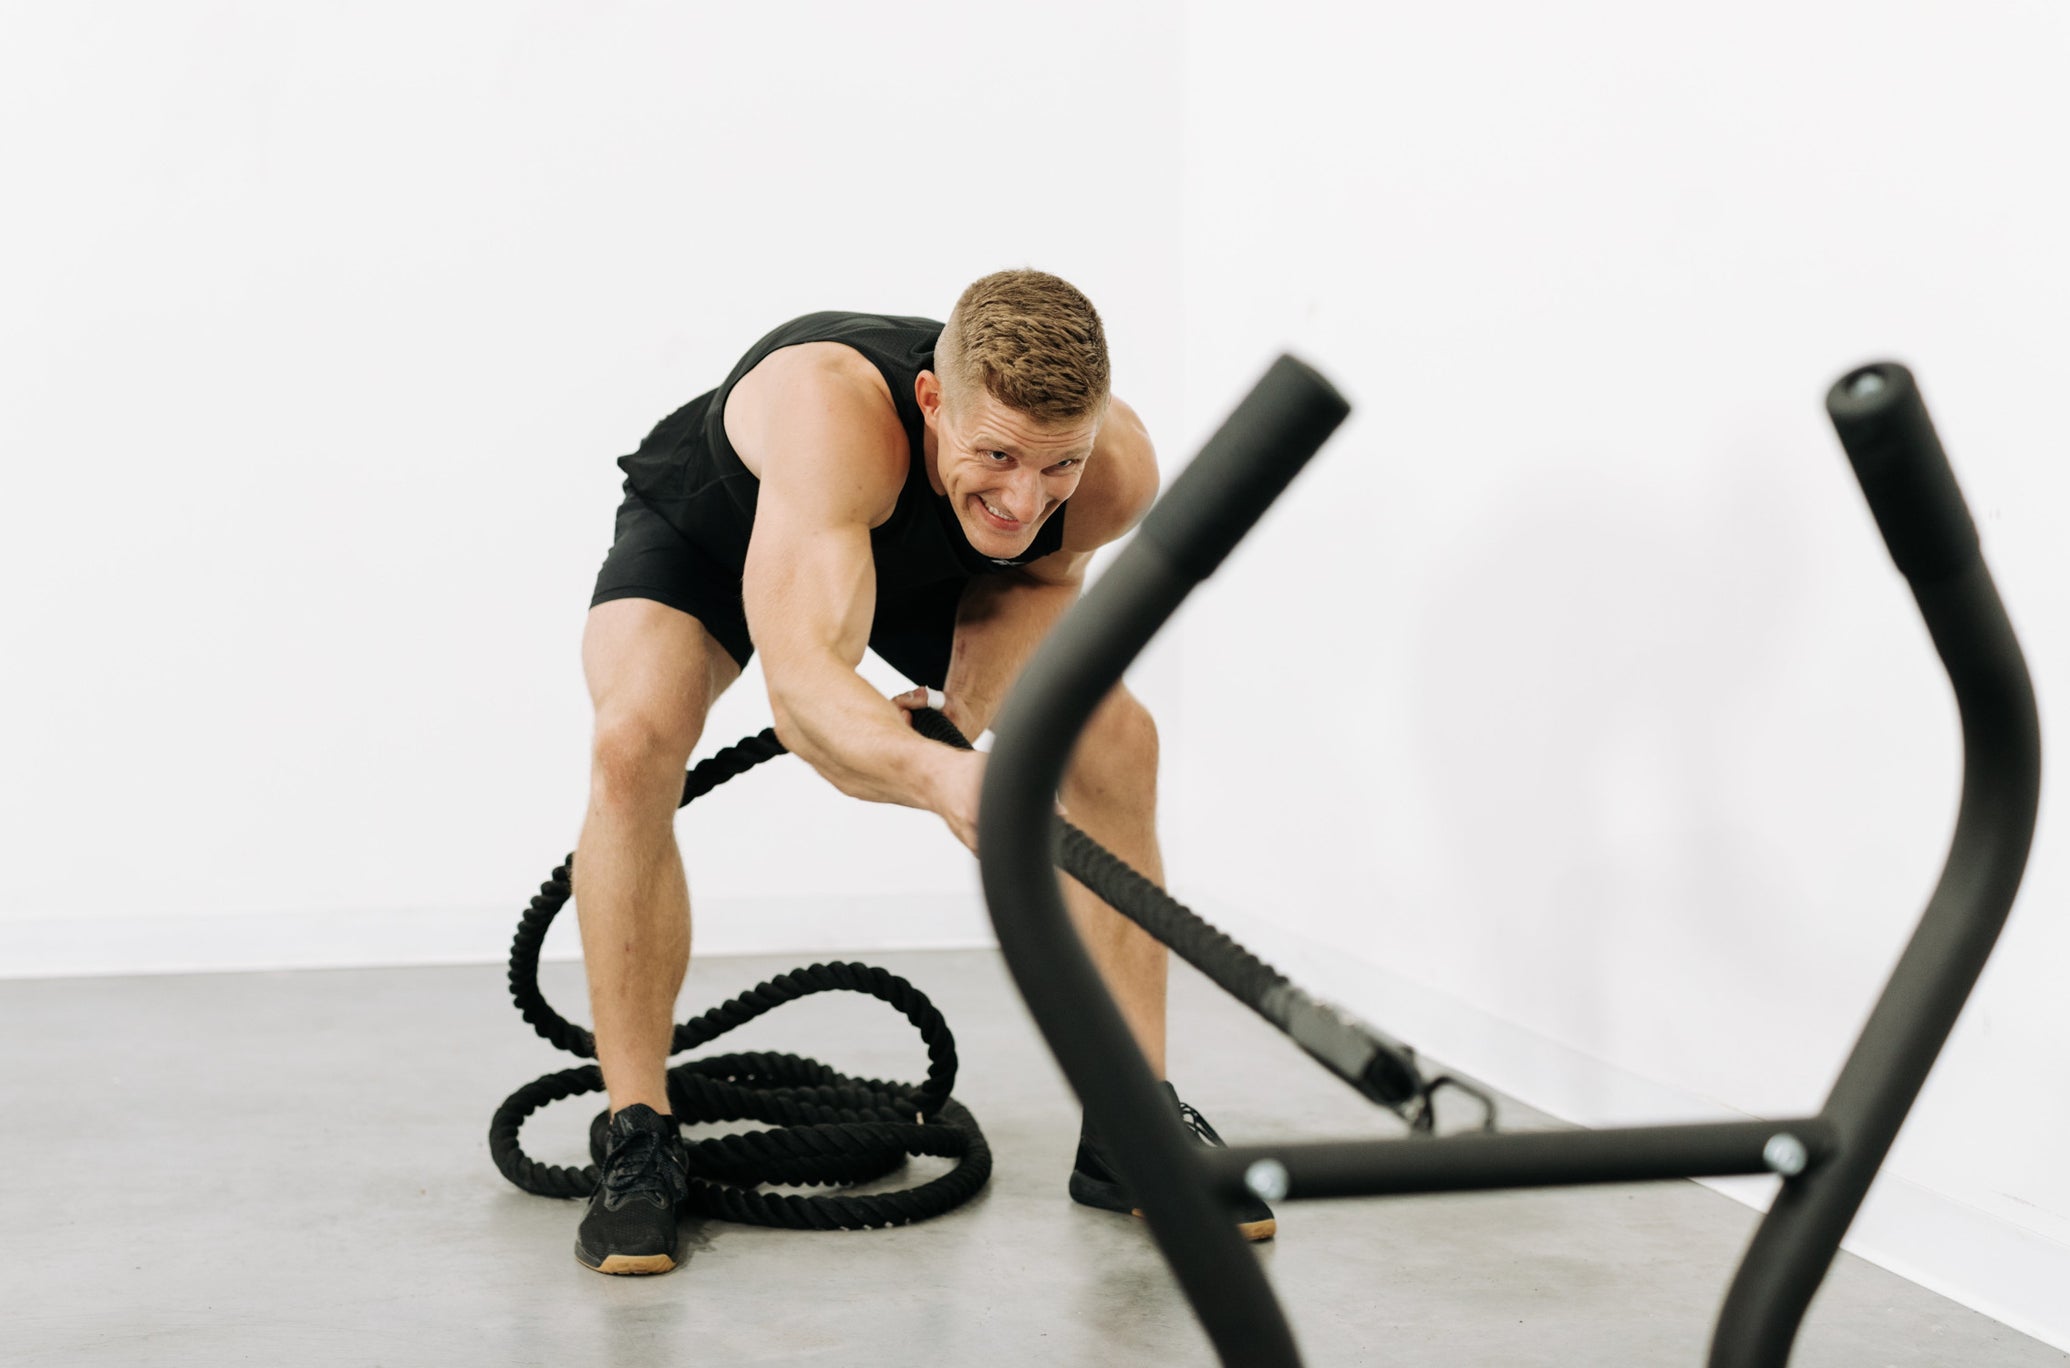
0, 892, 995, 980
1196, 901, 2070, 1356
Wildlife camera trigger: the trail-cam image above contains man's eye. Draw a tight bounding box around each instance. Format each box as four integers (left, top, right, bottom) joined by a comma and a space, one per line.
985, 450, 1010, 463
1051, 459, 1079, 471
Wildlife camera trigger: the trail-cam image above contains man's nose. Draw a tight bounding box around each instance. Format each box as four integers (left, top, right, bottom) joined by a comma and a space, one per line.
1006, 471, 1044, 521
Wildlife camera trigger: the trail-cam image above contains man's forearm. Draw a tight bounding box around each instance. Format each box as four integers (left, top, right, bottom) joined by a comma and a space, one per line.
940, 572, 1080, 736
766, 655, 959, 812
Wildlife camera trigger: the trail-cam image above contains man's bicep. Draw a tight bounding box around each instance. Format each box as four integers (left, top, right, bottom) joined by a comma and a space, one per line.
737, 367, 905, 673
742, 495, 876, 671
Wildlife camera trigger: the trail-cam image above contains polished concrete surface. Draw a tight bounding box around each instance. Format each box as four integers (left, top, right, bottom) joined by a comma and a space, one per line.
2, 947, 2061, 1367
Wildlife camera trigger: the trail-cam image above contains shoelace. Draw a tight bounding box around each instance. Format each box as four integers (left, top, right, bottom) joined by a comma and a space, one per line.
1175, 1100, 1225, 1148
600, 1127, 688, 1211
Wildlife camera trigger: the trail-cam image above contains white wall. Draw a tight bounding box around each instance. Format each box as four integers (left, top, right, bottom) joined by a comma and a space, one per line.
1170, 0, 2069, 1349
0, 2, 1186, 970
6, 0, 2065, 1349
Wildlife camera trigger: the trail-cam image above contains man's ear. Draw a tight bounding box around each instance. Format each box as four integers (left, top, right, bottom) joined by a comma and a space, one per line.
915, 370, 943, 428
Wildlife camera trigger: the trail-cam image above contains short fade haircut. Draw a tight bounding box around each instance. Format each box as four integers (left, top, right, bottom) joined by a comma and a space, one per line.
935, 268, 1110, 424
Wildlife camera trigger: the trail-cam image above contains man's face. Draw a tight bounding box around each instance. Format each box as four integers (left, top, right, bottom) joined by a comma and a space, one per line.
922, 377, 1098, 559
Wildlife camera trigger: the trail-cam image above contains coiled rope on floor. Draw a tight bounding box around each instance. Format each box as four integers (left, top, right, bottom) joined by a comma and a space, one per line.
489, 712, 989, 1231
489, 952, 989, 1228
490, 707, 1450, 1230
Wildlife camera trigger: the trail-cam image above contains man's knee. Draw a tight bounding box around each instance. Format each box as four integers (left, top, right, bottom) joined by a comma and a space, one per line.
589, 710, 702, 815
580, 599, 736, 814
1063, 687, 1159, 806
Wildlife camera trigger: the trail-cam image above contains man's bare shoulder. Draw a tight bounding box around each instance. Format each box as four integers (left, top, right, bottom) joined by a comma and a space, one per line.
724, 341, 905, 504
1059, 397, 1160, 554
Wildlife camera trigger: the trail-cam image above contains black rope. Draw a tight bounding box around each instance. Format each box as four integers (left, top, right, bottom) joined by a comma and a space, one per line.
1049, 817, 1448, 1125
490, 712, 989, 1230
926, 711, 1444, 1125
925, 706, 1445, 1124
486, 960, 993, 1227
492, 705, 1453, 1230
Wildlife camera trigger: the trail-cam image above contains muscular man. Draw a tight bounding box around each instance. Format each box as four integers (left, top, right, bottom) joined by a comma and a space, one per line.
572, 269, 1272, 1274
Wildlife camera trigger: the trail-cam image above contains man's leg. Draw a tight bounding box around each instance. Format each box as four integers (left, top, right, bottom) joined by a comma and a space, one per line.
909, 575, 1171, 1073
575, 597, 742, 1114
1057, 685, 1169, 1079
1057, 686, 1274, 1239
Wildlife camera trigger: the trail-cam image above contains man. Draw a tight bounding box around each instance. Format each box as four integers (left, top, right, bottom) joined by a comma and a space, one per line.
573, 269, 1273, 1275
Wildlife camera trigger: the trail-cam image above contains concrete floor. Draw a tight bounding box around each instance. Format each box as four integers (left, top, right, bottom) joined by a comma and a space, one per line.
2, 947, 2060, 1367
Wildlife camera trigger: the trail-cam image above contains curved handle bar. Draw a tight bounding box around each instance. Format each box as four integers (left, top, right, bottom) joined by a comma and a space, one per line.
1708, 365, 2040, 1365
1825, 362, 1981, 585
978, 355, 1349, 1367
1138, 354, 1353, 580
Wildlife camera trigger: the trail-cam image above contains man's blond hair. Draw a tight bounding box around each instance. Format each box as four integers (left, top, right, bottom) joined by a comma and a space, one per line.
935, 269, 1110, 424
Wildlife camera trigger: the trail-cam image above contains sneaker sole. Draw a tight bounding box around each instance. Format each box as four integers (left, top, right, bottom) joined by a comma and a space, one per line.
1070, 1171, 1276, 1243
577, 1250, 677, 1275
1128, 1205, 1277, 1244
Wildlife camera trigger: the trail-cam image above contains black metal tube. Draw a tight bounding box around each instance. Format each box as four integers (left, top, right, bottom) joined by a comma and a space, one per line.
1708, 366, 2041, 1367
1134, 356, 1358, 581
1193, 1120, 1839, 1201
979, 356, 1351, 1368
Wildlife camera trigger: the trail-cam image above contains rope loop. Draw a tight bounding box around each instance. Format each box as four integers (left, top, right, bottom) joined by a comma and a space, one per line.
489, 714, 992, 1230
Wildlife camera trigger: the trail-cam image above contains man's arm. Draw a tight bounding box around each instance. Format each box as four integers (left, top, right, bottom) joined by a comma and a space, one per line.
740, 356, 978, 838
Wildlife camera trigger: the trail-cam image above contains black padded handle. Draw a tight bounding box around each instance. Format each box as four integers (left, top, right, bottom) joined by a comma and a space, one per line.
1825, 362, 1981, 585
1137, 354, 1352, 582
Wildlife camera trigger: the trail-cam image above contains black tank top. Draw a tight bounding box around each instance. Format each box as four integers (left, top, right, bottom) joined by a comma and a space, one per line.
615, 311, 1069, 595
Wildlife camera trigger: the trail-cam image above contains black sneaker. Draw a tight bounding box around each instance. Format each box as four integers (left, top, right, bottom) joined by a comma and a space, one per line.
574, 1103, 690, 1275
1069, 1081, 1276, 1242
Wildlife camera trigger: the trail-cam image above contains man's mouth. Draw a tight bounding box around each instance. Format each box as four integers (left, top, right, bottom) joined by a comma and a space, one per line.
973, 495, 1023, 530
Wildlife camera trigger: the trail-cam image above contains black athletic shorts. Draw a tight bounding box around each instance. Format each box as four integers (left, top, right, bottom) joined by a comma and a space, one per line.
589, 487, 963, 689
